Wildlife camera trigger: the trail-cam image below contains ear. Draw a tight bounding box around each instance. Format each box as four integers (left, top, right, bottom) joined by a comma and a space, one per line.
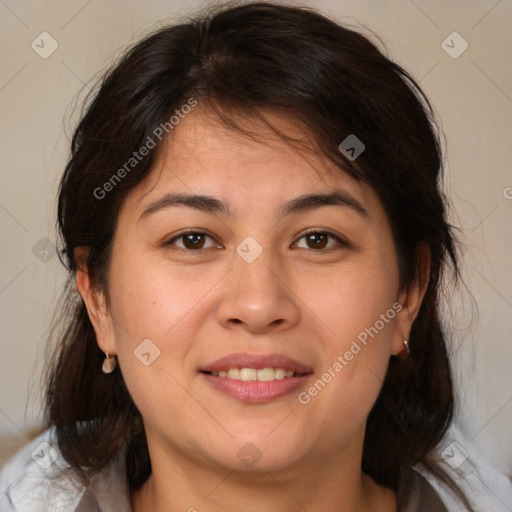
74, 246, 117, 356
391, 244, 431, 355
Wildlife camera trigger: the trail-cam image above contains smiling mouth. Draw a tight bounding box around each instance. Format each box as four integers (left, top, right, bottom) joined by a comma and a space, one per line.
200, 368, 312, 403
202, 367, 307, 381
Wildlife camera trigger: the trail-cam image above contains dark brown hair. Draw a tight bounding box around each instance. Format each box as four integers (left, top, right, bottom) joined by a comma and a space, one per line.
43, 2, 473, 509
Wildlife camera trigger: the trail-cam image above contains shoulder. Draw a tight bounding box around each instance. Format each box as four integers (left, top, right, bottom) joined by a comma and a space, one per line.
0, 427, 132, 512
412, 422, 512, 512
0, 428, 88, 512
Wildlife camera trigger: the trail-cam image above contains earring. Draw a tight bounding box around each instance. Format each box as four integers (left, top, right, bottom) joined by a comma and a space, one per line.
398, 339, 410, 359
102, 353, 118, 374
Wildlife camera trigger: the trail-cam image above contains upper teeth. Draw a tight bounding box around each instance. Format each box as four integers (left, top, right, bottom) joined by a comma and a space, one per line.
209, 368, 296, 381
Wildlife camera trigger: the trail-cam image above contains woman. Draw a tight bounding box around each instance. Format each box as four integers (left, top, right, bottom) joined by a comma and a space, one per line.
1, 2, 511, 511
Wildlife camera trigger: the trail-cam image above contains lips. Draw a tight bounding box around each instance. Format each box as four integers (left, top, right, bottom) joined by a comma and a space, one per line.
199, 352, 314, 403
199, 352, 313, 375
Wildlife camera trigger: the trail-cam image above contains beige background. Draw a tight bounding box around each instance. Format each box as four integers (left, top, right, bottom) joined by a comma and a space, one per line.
0, 0, 511, 474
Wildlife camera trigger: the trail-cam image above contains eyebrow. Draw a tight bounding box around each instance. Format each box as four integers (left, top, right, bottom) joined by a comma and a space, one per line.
138, 190, 368, 222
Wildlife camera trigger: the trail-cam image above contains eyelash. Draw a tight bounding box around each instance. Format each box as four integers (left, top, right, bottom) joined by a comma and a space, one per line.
165, 228, 349, 253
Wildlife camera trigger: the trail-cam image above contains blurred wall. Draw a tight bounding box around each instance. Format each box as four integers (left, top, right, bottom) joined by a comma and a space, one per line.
0, 0, 511, 474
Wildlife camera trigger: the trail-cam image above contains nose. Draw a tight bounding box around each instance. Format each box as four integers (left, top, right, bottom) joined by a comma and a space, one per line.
215, 245, 300, 334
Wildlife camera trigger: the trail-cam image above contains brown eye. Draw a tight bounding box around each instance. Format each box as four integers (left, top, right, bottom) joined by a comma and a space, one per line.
182, 233, 206, 249
305, 232, 328, 249
167, 232, 219, 251
295, 231, 347, 251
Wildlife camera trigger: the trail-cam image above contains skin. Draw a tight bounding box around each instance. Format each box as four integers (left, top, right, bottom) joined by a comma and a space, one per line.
76, 107, 428, 512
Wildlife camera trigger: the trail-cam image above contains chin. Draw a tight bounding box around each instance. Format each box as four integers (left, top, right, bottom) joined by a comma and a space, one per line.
206, 432, 306, 474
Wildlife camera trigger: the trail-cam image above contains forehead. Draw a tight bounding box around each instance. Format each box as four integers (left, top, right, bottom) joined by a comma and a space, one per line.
142, 107, 350, 186
117, 106, 385, 227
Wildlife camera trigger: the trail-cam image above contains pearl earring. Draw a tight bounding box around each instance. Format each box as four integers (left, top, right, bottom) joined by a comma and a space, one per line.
102, 353, 118, 374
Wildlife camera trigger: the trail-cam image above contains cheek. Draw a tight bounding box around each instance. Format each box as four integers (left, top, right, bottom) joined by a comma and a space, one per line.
107, 247, 214, 342
107, 254, 216, 437
306, 256, 399, 346
106, 248, 231, 397
296, 256, 399, 419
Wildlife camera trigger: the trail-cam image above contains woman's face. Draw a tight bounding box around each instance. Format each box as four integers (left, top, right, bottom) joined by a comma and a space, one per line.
86, 108, 418, 475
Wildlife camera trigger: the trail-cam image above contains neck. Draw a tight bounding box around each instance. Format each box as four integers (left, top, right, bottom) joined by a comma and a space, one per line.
130, 436, 396, 512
